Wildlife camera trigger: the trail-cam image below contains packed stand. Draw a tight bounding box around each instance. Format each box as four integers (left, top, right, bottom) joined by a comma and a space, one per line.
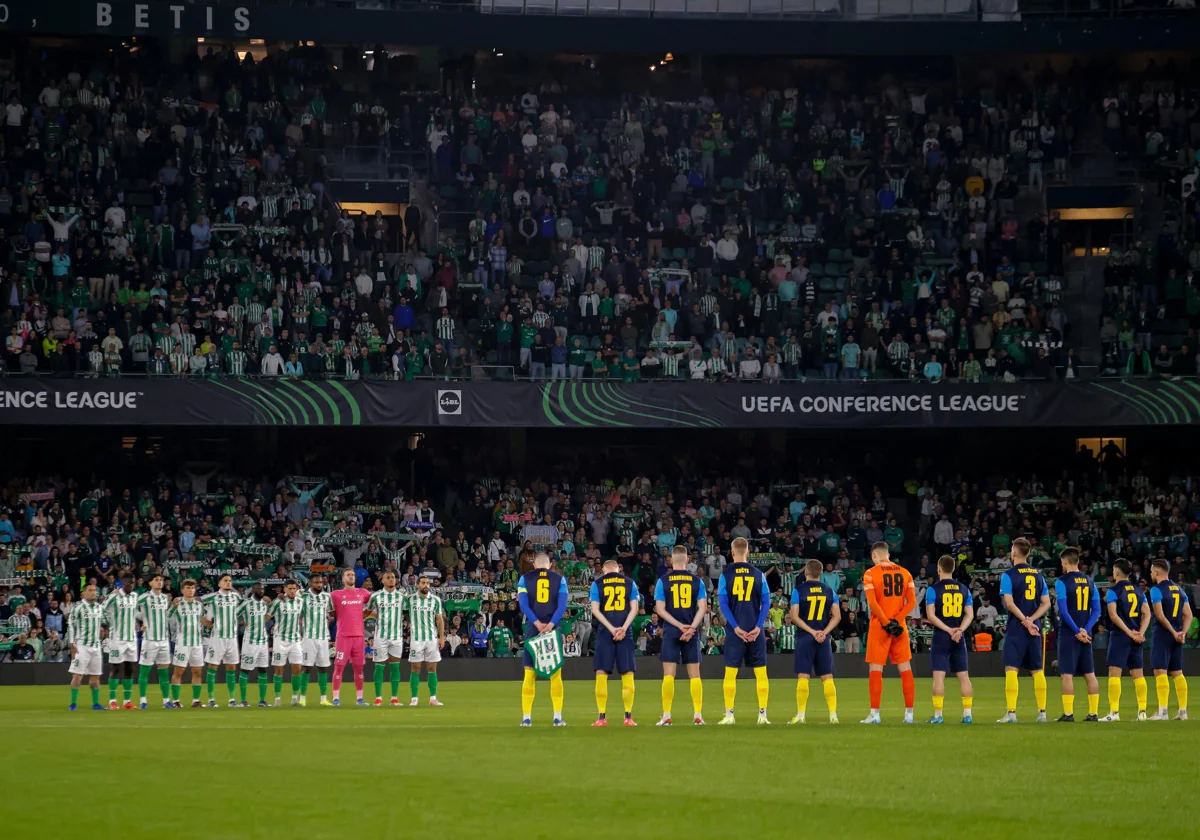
2, 442, 1199, 662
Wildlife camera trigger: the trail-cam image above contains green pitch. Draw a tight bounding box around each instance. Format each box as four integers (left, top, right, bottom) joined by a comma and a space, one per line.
3, 678, 1198, 839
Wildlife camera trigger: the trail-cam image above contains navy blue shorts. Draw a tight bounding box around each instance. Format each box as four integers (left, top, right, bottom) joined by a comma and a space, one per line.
1002, 627, 1044, 672
1105, 636, 1144, 672
661, 634, 701, 666
723, 634, 768, 669
1151, 634, 1184, 672
930, 636, 969, 674
793, 636, 834, 677
594, 633, 636, 674
1058, 634, 1095, 676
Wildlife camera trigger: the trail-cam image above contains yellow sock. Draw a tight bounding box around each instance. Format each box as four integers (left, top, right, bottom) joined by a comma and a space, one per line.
962, 697, 973, 713
823, 678, 837, 715
932, 695, 944, 714
722, 667, 737, 712
621, 673, 635, 715
795, 678, 810, 716
1134, 676, 1148, 712
1033, 671, 1048, 713
1156, 674, 1170, 710
1062, 693, 1075, 716
1087, 693, 1099, 716
661, 675, 675, 717
1108, 677, 1122, 715
521, 670, 536, 718
549, 671, 564, 715
595, 673, 608, 716
690, 678, 703, 717
1004, 670, 1018, 712
753, 666, 769, 712
1174, 674, 1188, 710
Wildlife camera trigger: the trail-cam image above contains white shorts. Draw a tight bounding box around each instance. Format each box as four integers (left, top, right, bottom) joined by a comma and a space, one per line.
373, 638, 404, 663
139, 640, 171, 667
241, 644, 269, 670
408, 640, 441, 664
106, 640, 137, 664
302, 639, 331, 668
69, 646, 104, 676
173, 645, 204, 669
205, 638, 239, 666
272, 641, 303, 667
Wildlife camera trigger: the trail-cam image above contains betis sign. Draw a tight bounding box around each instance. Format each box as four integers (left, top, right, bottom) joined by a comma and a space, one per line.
523, 630, 564, 679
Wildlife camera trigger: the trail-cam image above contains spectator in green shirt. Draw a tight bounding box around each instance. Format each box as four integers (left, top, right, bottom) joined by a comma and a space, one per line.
488, 619, 514, 657
621, 348, 640, 382
884, 519, 904, 554
991, 526, 1012, 558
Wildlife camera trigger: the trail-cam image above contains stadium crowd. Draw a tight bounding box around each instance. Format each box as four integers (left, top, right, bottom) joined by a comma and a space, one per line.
13, 44, 1200, 383
2, 440, 1199, 663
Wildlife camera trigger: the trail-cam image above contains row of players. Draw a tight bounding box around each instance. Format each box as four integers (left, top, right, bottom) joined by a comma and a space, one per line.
515, 538, 1192, 726
66, 569, 447, 710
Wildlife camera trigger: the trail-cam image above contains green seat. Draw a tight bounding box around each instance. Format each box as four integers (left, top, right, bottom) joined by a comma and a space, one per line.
590, 336, 602, 349
673, 247, 688, 260
827, 247, 844, 263
809, 262, 825, 276
720, 177, 735, 191
819, 277, 838, 293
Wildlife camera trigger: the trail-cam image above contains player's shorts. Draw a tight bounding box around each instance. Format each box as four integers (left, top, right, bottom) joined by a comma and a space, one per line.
1106, 635, 1144, 672
408, 640, 442, 664
1057, 634, 1095, 676
240, 644, 269, 671
106, 640, 137, 664
139, 640, 171, 667
173, 645, 204, 669
69, 646, 104, 676
335, 635, 366, 667
302, 639, 332, 668
865, 627, 912, 666
723, 633, 768, 670
595, 632, 637, 674
205, 638, 240, 667
1151, 633, 1184, 672
661, 633, 701, 666
373, 638, 404, 663
272, 641, 303, 667
930, 636, 969, 674
1002, 627, 1044, 672
794, 635, 834, 677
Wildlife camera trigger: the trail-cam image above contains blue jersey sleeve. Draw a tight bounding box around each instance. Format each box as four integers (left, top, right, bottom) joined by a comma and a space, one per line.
756, 572, 770, 628
964, 589, 974, 607
588, 582, 599, 602
790, 588, 800, 607
716, 575, 727, 596
653, 579, 665, 602
1105, 588, 1117, 604
1055, 579, 1080, 633
1084, 584, 1101, 633
630, 580, 641, 604
1150, 587, 1163, 604
1040, 577, 1049, 597
999, 574, 1012, 596
516, 575, 528, 595
550, 577, 569, 625
517, 592, 539, 626
697, 580, 708, 601
924, 587, 936, 606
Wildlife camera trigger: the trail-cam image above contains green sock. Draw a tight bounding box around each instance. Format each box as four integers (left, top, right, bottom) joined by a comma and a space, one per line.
108, 677, 119, 703
410, 671, 421, 700
389, 663, 401, 699
428, 672, 438, 697
121, 678, 133, 702
317, 671, 328, 698
70, 688, 79, 706
373, 664, 384, 700
138, 665, 151, 700
158, 669, 171, 701
275, 674, 284, 697
291, 674, 301, 696
206, 668, 218, 699
191, 683, 202, 701
238, 672, 249, 704
91, 687, 100, 706
226, 669, 237, 701
171, 683, 180, 701
257, 672, 268, 703
301, 672, 310, 698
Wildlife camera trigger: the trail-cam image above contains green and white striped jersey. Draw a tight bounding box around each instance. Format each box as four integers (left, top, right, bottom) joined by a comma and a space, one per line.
102, 590, 141, 642
239, 597, 270, 646
269, 596, 304, 643
778, 623, 797, 651
407, 593, 443, 643
170, 598, 206, 646
138, 592, 172, 642
68, 600, 106, 648
203, 590, 242, 640
368, 589, 406, 640
301, 591, 333, 641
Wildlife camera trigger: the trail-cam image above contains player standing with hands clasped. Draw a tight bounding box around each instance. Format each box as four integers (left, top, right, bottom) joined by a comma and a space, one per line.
330, 568, 371, 707
861, 542, 916, 724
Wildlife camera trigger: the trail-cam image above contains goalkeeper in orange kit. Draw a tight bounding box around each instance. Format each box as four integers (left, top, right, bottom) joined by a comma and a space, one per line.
860, 542, 917, 724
